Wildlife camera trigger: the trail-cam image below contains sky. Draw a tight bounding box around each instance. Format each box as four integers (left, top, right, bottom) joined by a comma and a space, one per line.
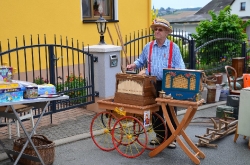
152, 0, 212, 9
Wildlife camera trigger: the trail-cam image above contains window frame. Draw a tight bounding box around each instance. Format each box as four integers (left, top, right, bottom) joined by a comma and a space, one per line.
81, 0, 119, 23
240, 2, 246, 11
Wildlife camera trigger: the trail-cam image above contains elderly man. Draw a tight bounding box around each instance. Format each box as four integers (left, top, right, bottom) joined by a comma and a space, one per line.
127, 18, 185, 149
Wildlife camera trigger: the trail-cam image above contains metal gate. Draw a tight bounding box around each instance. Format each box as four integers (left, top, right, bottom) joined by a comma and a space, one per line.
191, 38, 247, 75
0, 35, 95, 120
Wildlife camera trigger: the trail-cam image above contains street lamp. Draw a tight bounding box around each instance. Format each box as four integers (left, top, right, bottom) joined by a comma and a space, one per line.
95, 13, 107, 45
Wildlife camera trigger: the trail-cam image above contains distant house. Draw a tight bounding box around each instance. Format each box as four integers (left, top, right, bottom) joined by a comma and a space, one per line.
169, 0, 250, 43
168, 8, 175, 14
230, 0, 250, 43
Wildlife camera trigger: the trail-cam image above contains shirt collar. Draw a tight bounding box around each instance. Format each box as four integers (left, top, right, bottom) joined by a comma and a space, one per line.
153, 39, 170, 47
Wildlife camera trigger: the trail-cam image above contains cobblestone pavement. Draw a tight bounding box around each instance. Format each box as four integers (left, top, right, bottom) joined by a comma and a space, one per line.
0, 107, 96, 154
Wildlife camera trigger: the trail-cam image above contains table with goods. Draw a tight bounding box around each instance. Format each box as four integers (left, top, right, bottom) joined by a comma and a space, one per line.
0, 65, 69, 165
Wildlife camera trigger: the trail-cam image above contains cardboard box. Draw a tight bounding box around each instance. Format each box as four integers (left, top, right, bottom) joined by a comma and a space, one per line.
24, 86, 38, 99
37, 84, 56, 95
0, 82, 19, 89
0, 66, 13, 82
0, 88, 23, 103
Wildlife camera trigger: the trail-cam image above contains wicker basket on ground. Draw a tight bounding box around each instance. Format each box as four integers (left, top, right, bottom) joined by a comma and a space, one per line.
13, 134, 55, 165
205, 75, 217, 86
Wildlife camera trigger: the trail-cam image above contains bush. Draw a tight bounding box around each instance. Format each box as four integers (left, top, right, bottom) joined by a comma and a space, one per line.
192, 6, 250, 66
33, 76, 49, 85
56, 73, 86, 104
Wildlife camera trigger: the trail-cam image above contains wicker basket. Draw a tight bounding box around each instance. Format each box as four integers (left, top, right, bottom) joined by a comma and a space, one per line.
13, 134, 55, 165
205, 76, 217, 86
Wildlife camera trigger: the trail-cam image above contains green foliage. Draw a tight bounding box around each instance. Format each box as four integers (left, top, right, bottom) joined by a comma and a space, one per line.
56, 73, 86, 104
167, 35, 189, 63
33, 76, 49, 85
192, 6, 250, 66
151, 9, 158, 21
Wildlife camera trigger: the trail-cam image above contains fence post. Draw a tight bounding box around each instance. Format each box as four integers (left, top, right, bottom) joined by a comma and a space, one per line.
48, 45, 56, 123
242, 41, 247, 73
189, 39, 196, 69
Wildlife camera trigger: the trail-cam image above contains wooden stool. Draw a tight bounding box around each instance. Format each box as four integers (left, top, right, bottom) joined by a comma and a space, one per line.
0, 105, 35, 139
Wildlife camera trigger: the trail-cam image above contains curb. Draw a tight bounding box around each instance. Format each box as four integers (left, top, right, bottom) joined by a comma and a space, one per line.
178, 101, 226, 115
0, 101, 226, 162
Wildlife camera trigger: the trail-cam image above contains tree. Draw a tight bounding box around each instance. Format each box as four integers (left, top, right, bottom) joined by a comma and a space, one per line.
151, 9, 158, 21
192, 6, 250, 66
159, 7, 165, 11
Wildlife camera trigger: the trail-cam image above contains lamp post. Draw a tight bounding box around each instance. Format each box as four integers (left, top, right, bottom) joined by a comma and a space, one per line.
95, 14, 108, 45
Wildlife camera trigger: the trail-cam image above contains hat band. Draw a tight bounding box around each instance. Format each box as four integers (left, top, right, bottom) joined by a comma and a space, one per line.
154, 21, 170, 28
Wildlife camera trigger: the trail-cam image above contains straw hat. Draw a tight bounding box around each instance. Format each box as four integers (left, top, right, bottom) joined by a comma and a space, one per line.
150, 18, 173, 33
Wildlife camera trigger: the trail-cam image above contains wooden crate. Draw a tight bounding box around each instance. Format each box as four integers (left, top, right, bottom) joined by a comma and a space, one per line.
114, 73, 157, 106
162, 69, 204, 101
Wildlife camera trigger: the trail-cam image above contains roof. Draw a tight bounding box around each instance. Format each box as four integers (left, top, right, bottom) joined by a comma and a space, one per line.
169, 0, 235, 24
195, 0, 234, 15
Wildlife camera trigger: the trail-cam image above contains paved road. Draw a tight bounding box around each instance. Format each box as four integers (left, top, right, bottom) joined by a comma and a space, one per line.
1, 103, 250, 165
52, 106, 250, 165
52, 127, 249, 165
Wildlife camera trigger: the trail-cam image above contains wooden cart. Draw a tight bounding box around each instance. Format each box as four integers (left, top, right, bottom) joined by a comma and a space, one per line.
90, 98, 167, 158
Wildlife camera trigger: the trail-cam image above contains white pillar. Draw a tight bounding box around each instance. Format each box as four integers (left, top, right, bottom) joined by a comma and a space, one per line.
85, 44, 122, 112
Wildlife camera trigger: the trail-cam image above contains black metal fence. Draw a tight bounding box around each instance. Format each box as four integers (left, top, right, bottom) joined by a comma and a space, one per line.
0, 35, 95, 122
122, 28, 250, 75
193, 32, 248, 75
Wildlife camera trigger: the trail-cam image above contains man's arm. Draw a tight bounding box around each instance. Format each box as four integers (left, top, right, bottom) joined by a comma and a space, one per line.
127, 43, 150, 70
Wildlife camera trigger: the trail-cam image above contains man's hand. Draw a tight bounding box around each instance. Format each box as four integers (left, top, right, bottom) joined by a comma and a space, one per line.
126, 63, 136, 71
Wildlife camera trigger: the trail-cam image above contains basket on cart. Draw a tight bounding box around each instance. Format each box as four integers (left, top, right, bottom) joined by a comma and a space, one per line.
13, 134, 55, 165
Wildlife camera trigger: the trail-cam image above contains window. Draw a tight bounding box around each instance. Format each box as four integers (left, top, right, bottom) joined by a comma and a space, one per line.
240, 2, 246, 11
81, 0, 118, 22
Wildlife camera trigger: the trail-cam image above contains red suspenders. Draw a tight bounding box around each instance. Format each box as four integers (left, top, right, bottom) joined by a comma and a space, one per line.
148, 41, 173, 75
168, 41, 173, 68
148, 41, 154, 75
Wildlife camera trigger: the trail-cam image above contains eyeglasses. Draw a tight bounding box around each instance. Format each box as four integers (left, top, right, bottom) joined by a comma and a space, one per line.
154, 28, 164, 32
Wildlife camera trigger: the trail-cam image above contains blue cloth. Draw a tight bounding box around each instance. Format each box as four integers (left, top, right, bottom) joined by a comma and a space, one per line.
134, 39, 185, 80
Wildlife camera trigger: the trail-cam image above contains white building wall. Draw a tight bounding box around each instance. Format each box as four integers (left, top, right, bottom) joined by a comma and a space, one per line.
231, 0, 250, 16
171, 23, 198, 34
231, 0, 250, 45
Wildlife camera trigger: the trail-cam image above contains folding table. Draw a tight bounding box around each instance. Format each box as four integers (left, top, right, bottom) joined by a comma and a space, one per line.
0, 95, 69, 165
149, 98, 205, 165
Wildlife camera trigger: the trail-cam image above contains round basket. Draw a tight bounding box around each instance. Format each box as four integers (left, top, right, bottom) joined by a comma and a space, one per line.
13, 134, 55, 165
206, 76, 217, 86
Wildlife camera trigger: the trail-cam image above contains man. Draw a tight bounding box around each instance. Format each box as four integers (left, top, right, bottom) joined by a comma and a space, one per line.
127, 18, 185, 149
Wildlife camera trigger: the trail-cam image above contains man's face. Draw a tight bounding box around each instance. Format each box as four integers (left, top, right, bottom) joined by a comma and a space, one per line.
153, 26, 169, 40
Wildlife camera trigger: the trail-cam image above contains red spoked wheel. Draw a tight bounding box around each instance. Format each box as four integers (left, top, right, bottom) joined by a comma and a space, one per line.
90, 111, 119, 151
112, 116, 147, 158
